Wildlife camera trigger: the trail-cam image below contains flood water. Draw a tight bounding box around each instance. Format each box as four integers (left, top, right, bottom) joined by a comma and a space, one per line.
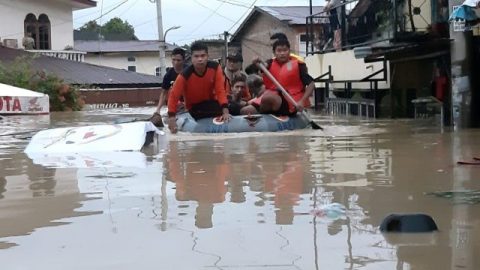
0, 108, 479, 270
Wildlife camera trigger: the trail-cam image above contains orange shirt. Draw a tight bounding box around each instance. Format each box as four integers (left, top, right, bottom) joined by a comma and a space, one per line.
168, 61, 228, 116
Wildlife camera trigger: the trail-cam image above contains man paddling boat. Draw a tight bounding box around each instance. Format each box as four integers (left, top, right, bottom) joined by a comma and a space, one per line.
254, 38, 315, 116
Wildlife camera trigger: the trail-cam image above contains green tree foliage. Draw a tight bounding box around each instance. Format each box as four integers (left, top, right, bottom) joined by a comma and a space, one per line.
0, 56, 84, 111
78, 20, 101, 33
76, 17, 138, 41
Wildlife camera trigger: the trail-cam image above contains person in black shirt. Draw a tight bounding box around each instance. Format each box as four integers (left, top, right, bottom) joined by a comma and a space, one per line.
150, 47, 186, 127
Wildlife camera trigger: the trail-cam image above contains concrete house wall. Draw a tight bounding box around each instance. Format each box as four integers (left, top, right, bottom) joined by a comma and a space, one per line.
0, 0, 92, 50
84, 52, 172, 76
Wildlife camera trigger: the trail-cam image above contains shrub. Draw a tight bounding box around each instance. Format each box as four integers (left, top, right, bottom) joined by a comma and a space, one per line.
0, 56, 84, 111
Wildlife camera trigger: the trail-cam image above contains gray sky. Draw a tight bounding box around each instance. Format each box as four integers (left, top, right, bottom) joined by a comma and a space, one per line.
73, 0, 325, 45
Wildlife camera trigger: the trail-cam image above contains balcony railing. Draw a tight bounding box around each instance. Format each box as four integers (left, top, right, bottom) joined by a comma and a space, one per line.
27, 50, 86, 62
306, 0, 449, 54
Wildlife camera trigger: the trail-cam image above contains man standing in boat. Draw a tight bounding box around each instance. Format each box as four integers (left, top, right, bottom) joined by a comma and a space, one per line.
255, 38, 315, 116
150, 47, 186, 127
167, 41, 231, 133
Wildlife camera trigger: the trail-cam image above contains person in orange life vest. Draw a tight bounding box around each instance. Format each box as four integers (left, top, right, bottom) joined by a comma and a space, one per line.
167, 41, 231, 133
224, 52, 251, 101
227, 73, 250, 115
240, 74, 266, 115
149, 48, 186, 127
254, 38, 315, 116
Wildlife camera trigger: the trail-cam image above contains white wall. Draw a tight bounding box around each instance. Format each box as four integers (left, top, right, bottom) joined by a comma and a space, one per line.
305, 50, 390, 90
84, 52, 174, 76
0, 0, 76, 50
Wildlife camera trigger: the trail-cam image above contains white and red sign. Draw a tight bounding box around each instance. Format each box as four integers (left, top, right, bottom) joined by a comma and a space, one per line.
0, 83, 49, 115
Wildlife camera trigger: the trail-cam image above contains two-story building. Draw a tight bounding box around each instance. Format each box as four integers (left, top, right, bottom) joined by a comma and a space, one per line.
0, 0, 165, 108
0, 0, 96, 61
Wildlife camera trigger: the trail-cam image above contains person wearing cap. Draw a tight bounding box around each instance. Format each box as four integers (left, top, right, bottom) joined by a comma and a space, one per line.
224, 52, 251, 101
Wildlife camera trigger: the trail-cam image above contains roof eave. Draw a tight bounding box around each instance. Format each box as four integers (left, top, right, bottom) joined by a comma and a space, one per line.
231, 6, 290, 43
72, 0, 96, 11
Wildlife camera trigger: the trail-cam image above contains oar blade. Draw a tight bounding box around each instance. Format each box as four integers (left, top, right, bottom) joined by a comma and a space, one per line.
310, 120, 323, 130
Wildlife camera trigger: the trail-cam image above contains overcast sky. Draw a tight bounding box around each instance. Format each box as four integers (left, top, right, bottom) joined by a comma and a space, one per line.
73, 0, 325, 45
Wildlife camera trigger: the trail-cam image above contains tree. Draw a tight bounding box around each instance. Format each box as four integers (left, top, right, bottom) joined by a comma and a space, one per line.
76, 17, 138, 41
78, 20, 101, 33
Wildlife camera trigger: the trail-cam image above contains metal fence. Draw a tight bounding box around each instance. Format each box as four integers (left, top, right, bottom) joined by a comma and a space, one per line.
412, 96, 444, 128
326, 98, 376, 118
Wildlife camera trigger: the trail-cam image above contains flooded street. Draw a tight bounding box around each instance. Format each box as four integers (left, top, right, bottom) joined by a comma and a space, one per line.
0, 109, 479, 270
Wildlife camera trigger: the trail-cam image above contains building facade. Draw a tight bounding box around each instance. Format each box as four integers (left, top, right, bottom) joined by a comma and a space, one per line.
0, 0, 95, 50
74, 40, 177, 76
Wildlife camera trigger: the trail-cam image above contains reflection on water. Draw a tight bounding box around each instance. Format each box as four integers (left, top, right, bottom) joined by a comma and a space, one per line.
0, 110, 479, 269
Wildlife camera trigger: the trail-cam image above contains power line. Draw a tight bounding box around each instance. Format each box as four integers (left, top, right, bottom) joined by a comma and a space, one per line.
193, 0, 237, 23
88, 0, 129, 23
185, 1, 225, 38
213, 0, 251, 8
228, 0, 259, 32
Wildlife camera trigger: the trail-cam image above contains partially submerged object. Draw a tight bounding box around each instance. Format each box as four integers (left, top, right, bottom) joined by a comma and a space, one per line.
175, 112, 311, 133
425, 190, 480, 204
0, 83, 49, 115
380, 213, 438, 233
24, 121, 161, 154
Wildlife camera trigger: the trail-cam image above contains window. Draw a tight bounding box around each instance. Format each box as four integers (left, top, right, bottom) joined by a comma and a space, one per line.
298, 33, 312, 57
128, 66, 137, 72
24, 13, 51, 50
155, 67, 160, 76
127, 56, 136, 62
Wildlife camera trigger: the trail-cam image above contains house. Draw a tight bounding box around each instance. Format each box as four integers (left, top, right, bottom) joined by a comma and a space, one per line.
0, 0, 95, 61
73, 40, 177, 76
303, 0, 456, 122
0, 1, 167, 109
229, 6, 325, 62
0, 45, 162, 109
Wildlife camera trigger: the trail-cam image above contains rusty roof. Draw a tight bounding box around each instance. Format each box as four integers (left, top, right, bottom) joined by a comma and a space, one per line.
0, 46, 161, 88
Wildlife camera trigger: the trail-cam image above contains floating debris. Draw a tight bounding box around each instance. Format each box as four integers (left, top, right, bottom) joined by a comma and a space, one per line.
86, 172, 137, 179
425, 190, 480, 204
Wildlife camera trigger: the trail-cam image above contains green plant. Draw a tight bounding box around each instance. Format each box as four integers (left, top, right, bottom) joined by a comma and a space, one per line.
0, 56, 84, 111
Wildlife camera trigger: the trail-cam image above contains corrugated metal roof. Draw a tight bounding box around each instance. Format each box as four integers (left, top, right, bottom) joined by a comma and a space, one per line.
259, 6, 324, 25
0, 46, 161, 88
74, 40, 177, 53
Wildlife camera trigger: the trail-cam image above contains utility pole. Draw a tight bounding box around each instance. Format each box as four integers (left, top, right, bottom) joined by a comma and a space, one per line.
448, 0, 477, 128
223, 31, 229, 66
156, 0, 166, 79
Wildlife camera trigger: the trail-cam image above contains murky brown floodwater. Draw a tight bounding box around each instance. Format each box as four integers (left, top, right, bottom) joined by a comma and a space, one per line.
0, 108, 479, 270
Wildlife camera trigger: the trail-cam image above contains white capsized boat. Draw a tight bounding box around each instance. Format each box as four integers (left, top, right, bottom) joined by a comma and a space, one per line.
24, 121, 162, 155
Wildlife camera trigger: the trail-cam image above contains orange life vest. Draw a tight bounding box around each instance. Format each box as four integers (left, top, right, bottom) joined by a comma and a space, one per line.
263, 57, 309, 112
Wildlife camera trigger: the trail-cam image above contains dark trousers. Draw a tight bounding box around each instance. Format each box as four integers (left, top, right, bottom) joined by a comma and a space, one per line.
189, 100, 223, 120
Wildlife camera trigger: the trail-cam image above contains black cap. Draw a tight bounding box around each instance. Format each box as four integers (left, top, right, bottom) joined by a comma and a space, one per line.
227, 52, 243, 62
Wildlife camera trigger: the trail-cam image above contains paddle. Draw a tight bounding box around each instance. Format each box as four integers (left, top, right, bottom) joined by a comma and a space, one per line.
256, 62, 323, 130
